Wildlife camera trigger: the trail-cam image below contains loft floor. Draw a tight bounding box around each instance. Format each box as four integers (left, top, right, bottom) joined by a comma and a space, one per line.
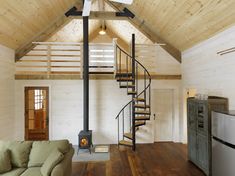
72, 142, 205, 176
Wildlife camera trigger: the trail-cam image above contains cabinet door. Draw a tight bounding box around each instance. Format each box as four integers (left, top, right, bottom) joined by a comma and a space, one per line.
197, 134, 209, 174
188, 129, 197, 163
197, 102, 208, 135
187, 100, 197, 130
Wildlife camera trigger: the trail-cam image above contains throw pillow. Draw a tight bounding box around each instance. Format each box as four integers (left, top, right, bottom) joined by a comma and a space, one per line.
40, 149, 64, 176
0, 149, 12, 174
28, 140, 69, 167
8, 141, 33, 168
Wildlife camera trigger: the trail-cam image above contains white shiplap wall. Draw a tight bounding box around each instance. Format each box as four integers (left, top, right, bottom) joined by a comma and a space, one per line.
14, 80, 130, 144
181, 25, 235, 143
0, 44, 15, 140
14, 79, 181, 145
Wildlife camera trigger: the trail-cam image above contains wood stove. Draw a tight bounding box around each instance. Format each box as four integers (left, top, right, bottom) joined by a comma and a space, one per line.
78, 130, 92, 153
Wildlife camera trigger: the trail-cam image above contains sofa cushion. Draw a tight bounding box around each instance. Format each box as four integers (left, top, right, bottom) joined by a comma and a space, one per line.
0, 149, 12, 174
20, 167, 42, 176
0, 168, 26, 176
40, 149, 64, 176
0, 141, 33, 168
28, 140, 69, 167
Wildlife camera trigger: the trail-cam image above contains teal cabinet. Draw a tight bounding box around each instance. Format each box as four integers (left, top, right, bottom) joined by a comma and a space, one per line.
188, 129, 197, 163
187, 97, 228, 176
187, 101, 197, 130
197, 103, 208, 136
197, 133, 209, 174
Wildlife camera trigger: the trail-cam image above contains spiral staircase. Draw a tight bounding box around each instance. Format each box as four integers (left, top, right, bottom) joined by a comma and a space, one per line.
114, 34, 151, 151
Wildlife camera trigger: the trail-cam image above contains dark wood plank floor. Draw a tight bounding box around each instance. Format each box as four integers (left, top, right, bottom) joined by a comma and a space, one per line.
72, 142, 205, 176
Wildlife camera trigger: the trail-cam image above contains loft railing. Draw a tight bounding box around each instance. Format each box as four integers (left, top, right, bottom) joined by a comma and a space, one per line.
16, 42, 81, 76
15, 42, 114, 77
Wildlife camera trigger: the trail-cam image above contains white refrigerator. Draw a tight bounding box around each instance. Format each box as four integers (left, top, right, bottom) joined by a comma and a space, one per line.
212, 111, 235, 176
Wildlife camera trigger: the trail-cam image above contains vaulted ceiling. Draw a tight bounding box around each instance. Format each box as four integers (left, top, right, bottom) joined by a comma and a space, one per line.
0, 0, 235, 61
0, 0, 78, 49
127, 0, 235, 51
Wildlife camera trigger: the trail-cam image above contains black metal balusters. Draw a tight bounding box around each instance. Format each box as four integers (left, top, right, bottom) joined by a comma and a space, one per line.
114, 34, 151, 151
122, 111, 124, 140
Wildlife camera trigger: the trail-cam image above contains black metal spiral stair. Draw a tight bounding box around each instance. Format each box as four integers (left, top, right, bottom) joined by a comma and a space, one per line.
114, 34, 151, 151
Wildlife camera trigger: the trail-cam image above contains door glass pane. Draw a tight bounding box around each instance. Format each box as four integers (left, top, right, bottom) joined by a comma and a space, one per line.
26, 89, 47, 130
25, 87, 49, 141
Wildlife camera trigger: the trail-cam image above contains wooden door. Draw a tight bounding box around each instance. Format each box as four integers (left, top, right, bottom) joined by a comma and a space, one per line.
25, 87, 49, 140
153, 89, 174, 142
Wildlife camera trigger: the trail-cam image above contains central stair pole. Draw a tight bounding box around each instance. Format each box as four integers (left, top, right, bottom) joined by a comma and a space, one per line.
132, 34, 136, 151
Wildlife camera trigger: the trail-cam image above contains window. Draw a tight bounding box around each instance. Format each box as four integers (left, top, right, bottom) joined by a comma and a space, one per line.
34, 89, 43, 110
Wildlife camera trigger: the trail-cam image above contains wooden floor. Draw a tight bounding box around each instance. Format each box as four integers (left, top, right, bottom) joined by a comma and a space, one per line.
72, 142, 205, 176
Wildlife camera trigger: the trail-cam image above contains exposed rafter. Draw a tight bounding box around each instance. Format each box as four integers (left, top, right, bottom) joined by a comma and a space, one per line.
69, 11, 130, 20
15, 2, 83, 61
105, 0, 181, 62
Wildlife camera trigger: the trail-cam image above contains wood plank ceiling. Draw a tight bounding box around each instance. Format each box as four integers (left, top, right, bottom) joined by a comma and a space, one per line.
0, 0, 79, 49
0, 0, 235, 55
48, 20, 100, 42
127, 0, 235, 51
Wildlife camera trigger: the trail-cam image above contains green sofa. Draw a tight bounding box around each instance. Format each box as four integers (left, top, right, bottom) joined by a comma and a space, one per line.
0, 140, 74, 176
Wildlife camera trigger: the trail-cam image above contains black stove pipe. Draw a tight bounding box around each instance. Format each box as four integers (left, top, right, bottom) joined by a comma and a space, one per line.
83, 16, 89, 132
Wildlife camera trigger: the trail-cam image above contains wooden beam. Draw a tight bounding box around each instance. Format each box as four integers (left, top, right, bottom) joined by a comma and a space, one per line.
15, 2, 83, 61
15, 74, 181, 80
70, 11, 129, 20
104, 0, 181, 63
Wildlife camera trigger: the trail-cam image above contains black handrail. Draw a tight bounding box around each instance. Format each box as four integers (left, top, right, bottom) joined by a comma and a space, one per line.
115, 45, 151, 119
114, 34, 151, 151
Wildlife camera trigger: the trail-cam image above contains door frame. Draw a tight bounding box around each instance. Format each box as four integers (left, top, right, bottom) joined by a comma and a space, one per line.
24, 86, 50, 140
152, 89, 175, 142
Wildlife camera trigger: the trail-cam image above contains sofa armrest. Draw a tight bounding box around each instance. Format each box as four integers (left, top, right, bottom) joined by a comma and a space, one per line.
51, 144, 74, 176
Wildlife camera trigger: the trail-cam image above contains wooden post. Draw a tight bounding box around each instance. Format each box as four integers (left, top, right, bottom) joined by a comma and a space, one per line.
47, 45, 51, 78
113, 38, 118, 78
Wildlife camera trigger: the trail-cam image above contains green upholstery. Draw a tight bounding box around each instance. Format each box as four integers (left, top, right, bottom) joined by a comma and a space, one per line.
0, 140, 73, 176
41, 149, 64, 176
28, 140, 69, 167
20, 168, 42, 176
0, 149, 12, 174
0, 168, 26, 176
0, 141, 33, 168
51, 145, 74, 176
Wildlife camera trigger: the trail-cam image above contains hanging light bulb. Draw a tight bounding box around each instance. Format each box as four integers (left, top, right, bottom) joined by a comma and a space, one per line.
99, 25, 106, 35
